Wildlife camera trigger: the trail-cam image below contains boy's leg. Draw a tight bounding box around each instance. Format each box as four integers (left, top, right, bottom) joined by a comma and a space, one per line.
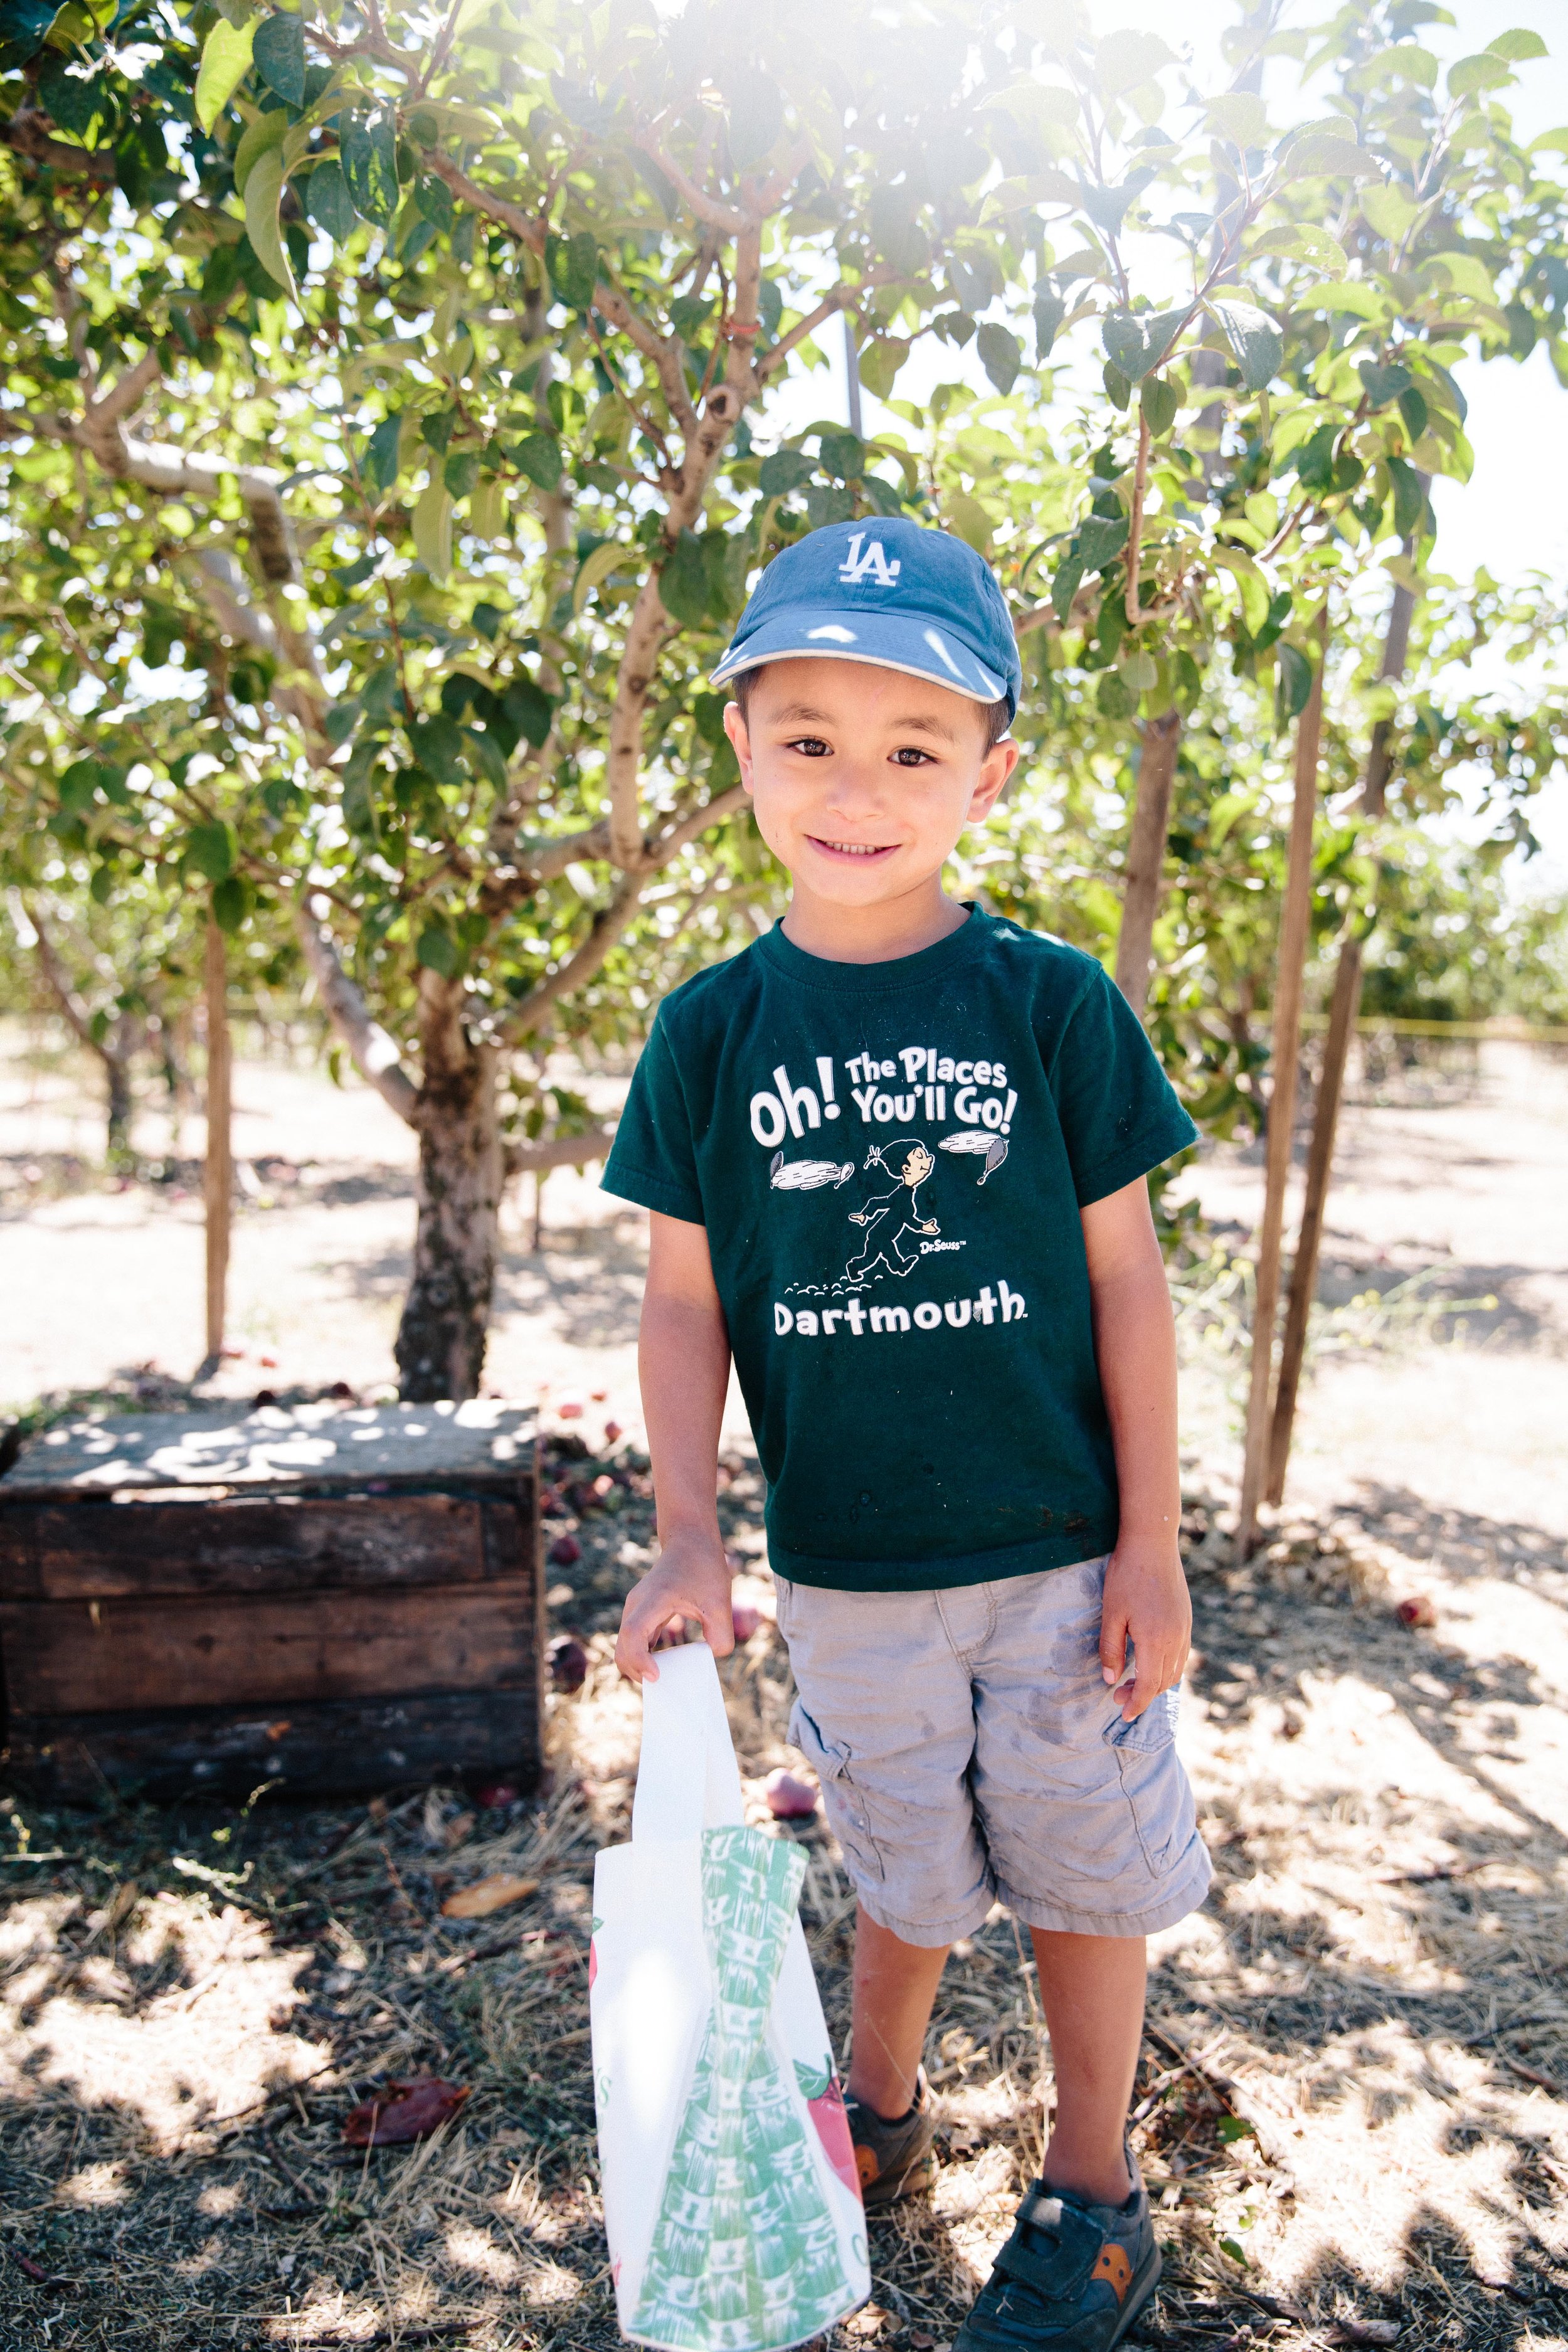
1030, 1928, 1145, 2205
847, 1905, 950, 2117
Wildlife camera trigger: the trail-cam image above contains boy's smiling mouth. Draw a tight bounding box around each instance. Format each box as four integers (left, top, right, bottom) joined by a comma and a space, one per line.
807, 835, 899, 862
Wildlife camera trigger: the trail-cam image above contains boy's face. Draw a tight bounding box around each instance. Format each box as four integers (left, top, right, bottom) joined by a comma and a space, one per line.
724, 658, 1017, 909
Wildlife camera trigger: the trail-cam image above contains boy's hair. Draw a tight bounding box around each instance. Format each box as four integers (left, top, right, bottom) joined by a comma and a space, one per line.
729, 666, 1012, 749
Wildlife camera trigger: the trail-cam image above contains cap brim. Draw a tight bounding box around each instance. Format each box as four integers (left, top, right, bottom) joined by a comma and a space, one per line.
711, 605, 1012, 708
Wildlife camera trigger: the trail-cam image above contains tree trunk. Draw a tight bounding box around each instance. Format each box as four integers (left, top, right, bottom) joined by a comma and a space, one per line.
394, 975, 504, 1404
1266, 564, 1419, 1505
105, 1035, 135, 1165
1236, 626, 1326, 1557
1113, 707, 1182, 1017
203, 919, 232, 1367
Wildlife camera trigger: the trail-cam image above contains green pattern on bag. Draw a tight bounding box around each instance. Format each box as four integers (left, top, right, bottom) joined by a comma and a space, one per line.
632, 1825, 854, 2349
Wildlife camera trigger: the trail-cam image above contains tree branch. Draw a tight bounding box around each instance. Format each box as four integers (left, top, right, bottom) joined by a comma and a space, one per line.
1, 110, 117, 180
22, 903, 113, 1069
90, 349, 163, 431
294, 903, 421, 1126
636, 133, 748, 235
503, 1126, 617, 1179
757, 273, 891, 379
644, 781, 750, 870
502, 874, 642, 1042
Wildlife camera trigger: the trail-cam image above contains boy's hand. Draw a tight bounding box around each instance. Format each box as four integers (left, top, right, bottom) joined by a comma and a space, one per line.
615, 1530, 735, 1684
1099, 1542, 1191, 1722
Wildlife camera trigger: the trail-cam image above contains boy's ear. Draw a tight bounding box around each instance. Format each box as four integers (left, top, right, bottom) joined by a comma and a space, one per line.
967, 735, 1020, 823
723, 699, 754, 792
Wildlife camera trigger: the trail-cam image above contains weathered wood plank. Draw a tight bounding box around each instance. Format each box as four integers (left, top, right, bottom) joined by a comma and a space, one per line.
1, 1401, 537, 1497
4, 1687, 543, 1804
0, 1579, 538, 1715
0, 1492, 533, 1601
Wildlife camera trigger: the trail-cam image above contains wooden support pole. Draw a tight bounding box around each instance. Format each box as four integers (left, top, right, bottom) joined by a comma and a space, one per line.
1265, 569, 1419, 1506
1236, 625, 1327, 1557
1113, 707, 1183, 1017
203, 917, 232, 1368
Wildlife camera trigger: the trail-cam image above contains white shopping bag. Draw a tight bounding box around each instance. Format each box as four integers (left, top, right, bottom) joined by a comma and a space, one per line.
590, 1641, 870, 2351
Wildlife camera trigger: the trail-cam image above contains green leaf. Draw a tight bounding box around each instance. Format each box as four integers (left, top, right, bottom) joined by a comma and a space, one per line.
244, 147, 297, 300
252, 11, 305, 109
756, 453, 818, 506
1203, 92, 1268, 147
1103, 360, 1133, 411
412, 478, 453, 578
1034, 289, 1066, 359
305, 157, 356, 243
546, 229, 599, 310
1209, 298, 1282, 391
233, 105, 287, 198
1249, 224, 1347, 281
364, 410, 403, 494
1285, 133, 1380, 179
195, 16, 255, 135
188, 820, 237, 882
818, 430, 864, 482
1387, 455, 1428, 541
1213, 551, 1269, 637
212, 874, 250, 934
1275, 641, 1313, 727
658, 529, 711, 628
1359, 359, 1412, 408
1219, 2239, 1251, 2267
977, 322, 1022, 395
1093, 28, 1174, 97
443, 450, 480, 501
90, 861, 114, 906
1051, 550, 1085, 623
416, 924, 459, 977
1397, 386, 1428, 442
1488, 27, 1547, 60
503, 676, 552, 750
511, 431, 563, 492
1103, 307, 1187, 383
1096, 670, 1137, 719
857, 339, 906, 400
945, 492, 993, 552
341, 107, 398, 226
575, 537, 630, 617
1448, 51, 1515, 97
1140, 376, 1177, 437
415, 174, 454, 233
1079, 514, 1129, 573
725, 66, 783, 169
1360, 184, 1421, 243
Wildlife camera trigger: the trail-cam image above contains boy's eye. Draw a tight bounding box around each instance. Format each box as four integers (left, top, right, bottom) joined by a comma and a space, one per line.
787, 735, 831, 757
891, 746, 936, 767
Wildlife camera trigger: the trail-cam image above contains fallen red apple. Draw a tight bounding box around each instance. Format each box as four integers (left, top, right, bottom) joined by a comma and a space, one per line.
475, 1782, 519, 1809
1397, 1595, 1437, 1629
765, 1768, 817, 1820
549, 1633, 590, 1692
556, 1396, 585, 1421
548, 1534, 581, 1567
604, 1419, 623, 1443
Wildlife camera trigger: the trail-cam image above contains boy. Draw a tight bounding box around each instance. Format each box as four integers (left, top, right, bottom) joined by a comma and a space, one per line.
603, 517, 1209, 2352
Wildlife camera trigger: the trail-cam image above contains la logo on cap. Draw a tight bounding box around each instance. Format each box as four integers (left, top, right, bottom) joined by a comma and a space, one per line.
838, 532, 901, 588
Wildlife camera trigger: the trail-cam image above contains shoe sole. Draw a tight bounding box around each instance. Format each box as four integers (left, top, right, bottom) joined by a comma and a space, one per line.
861, 2149, 938, 2212
1108, 2241, 1162, 2348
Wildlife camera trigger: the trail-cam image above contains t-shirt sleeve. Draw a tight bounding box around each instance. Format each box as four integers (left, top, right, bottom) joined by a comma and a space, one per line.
1048, 963, 1199, 1207
600, 1013, 707, 1224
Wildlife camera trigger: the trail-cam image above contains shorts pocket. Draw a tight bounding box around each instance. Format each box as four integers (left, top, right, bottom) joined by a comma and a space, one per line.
788, 1700, 885, 1884
1102, 1685, 1180, 1751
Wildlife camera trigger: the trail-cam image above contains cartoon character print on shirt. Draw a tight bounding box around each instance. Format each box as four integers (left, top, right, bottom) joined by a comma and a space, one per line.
843, 1138, 938, 1283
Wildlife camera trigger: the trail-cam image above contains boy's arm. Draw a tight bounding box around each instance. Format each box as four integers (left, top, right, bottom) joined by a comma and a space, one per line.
1080, 1175, 1191, 1722
615, 1210, 736, 1683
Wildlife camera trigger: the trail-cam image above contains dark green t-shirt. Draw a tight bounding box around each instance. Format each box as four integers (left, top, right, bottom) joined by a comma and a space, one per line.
601, 909, 1196, 1592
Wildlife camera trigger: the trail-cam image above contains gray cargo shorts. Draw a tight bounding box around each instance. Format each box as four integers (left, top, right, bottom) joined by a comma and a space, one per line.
774, 1555, 1212, 1947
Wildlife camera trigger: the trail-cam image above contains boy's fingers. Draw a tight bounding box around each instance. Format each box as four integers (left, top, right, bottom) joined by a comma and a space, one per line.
1099, 1609, 1129, 1686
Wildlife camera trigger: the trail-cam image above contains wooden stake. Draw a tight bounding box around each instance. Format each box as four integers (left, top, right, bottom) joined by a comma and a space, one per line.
1113, 708, 1182, 1016
1236, 625, 1327, 1557
203, 917, 233, 1368
1265, 569, 1419, 1506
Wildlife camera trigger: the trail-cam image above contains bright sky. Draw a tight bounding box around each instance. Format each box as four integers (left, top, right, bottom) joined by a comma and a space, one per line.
764, 0, 1568, 886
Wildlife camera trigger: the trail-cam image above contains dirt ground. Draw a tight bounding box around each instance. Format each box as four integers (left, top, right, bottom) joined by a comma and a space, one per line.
1, 1024, 1565, 2349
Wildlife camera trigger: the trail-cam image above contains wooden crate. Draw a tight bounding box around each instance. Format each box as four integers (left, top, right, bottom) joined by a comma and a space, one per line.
0, 1401, 543, 1804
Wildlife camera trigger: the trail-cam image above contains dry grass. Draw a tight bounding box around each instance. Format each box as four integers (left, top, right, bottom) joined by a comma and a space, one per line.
3, 1454, 1567, 2351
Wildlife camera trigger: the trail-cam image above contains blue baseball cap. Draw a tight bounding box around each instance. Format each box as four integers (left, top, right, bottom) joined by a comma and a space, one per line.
711, 516, 1021, 721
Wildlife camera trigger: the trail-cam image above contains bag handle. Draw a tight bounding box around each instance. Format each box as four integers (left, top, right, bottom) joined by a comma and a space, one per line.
631, 1641, 745, 1843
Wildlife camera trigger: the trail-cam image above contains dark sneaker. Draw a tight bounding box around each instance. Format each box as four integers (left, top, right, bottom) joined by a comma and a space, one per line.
953, 2153, 1160, 2352
842, 2070, 937, 2209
